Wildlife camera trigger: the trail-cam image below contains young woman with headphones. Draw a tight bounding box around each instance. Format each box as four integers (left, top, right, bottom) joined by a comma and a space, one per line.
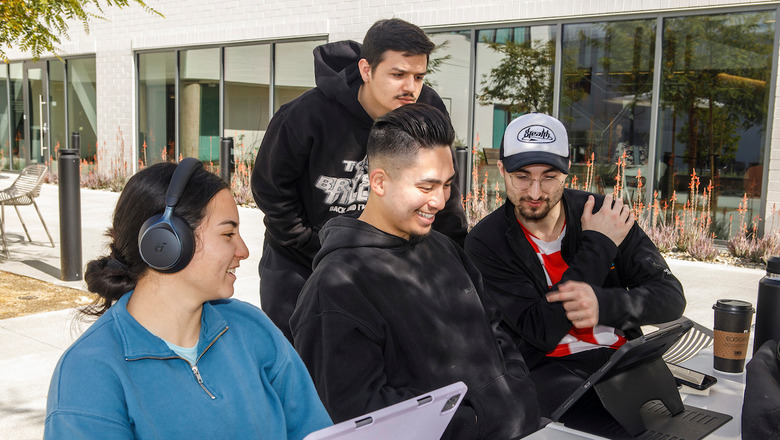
44, 159, 332, 439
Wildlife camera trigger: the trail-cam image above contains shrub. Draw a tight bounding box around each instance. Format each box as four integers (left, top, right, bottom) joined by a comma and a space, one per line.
463, 137, 502, 229
687, 233, 719, 261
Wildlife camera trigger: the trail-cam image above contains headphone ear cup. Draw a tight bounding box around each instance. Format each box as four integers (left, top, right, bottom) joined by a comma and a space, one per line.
138, 158, 203, 273
138, 214, 194, 273
164, 215, 195, 273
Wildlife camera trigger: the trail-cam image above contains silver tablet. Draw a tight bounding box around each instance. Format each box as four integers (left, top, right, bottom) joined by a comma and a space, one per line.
304, 381, 467, 440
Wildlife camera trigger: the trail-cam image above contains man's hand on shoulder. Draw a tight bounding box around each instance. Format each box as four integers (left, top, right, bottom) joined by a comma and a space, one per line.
546, 281, 599, 328
581, 193, 634, 246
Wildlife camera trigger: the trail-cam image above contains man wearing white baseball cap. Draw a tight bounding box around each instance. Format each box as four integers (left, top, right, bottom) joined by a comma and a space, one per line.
465, 113, 685, 416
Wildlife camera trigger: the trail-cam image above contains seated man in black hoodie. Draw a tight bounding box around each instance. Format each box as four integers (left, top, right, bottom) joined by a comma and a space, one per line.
465, 113, 686, 417
291, 103, 540, 440
252, 18, 467, 342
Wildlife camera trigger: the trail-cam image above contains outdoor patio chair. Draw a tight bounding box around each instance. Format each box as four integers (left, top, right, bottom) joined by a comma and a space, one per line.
0, 164, 55, 258
658, 316, 714, 365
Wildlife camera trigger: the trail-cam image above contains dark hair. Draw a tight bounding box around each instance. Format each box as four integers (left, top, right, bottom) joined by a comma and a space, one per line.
361, 18, 435, 70
367, 103, 454, 171
82, 161, 228, 316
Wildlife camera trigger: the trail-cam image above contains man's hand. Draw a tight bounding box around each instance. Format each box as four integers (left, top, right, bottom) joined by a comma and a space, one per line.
546, 281, 599, 328
581, 193, 634, 246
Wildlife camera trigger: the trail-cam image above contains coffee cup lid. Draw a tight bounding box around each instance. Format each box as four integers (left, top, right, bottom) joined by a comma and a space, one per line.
766, 256, 780, 274
713, 299, 754, 313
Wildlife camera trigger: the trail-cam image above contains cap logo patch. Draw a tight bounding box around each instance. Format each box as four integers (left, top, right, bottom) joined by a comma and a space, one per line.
518, 125, 555, 144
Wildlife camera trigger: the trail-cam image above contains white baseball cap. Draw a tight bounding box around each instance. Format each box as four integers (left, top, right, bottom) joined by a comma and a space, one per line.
500, 113, 569, 174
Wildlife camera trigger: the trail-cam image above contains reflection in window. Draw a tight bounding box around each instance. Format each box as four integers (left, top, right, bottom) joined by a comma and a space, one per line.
560, 19, 656, 200
658, 12, 774, 237
49, 60, 66, 166
9, 63, 24, 170
0, 65, 8, 170
274, 40, 318, 111
27, 66, 46, 164
475, 26, 556, 151
138, 52, 175, 166
68, 58, 97, 160
225, 44, 271, 156
180, 48, 220, 164
427, 31, 471, 147
473, 26, 556, 202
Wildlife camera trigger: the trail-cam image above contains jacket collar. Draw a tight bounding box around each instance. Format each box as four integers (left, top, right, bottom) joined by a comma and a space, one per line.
502, 201, 548, 292
111, 291, 229, 361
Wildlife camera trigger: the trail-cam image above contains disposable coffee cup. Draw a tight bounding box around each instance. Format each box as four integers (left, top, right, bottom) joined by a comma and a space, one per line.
713, 299, 754, 373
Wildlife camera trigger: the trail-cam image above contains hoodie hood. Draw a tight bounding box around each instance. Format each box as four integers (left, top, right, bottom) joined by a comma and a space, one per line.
314, 215, 419, 268
313, 40, 368, 121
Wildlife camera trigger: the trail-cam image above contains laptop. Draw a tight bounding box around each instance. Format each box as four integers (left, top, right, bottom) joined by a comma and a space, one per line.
304, 382, 467, 440
550, 320, 732, 439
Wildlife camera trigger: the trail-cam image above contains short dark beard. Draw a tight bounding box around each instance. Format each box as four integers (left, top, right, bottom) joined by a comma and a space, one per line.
516, 197, 554, 221
514, 187, 564, 222
408, 232, 430, 243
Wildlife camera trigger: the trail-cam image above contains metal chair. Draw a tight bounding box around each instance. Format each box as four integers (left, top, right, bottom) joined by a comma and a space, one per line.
659, 316, 714, 365
0, 164, 55, 258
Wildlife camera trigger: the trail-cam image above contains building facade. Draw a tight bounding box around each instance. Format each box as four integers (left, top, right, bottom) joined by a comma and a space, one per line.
2, 0, 779, 236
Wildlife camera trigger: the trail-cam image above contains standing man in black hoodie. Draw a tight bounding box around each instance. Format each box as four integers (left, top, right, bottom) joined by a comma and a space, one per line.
291, 104, 540, 440
252, 19, 467, 341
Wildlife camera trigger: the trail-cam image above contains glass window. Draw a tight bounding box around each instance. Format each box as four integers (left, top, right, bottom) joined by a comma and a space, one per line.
560, 19, 656, 199
473, 25, 556, 200
273, 40, 318, 111
475, 26, 557, 151
68, 58, 97, 160
0, 65, 8, 170
427, 31, 471, 147
225, 44, 271, 156
179, 48, 220, 164
138, 51, 175, 166
9, 63, 24, 170
658, 11, 775, 237
48, 60, 66, 165
27, 65, 46, 165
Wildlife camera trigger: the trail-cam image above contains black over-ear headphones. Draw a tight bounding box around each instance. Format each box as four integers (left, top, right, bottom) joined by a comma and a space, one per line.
138, 157, 202, 273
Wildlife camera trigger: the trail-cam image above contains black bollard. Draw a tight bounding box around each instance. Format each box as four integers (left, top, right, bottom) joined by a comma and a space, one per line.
58, 133, 82, 281
220, 137, 234, 184
455, 146, 469, 196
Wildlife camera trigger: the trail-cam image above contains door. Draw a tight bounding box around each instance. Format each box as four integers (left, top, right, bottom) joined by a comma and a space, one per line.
24, 62, 49, 166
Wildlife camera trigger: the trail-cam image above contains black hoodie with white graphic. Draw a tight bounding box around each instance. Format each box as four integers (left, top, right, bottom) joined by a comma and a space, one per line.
251, 40, 468, 269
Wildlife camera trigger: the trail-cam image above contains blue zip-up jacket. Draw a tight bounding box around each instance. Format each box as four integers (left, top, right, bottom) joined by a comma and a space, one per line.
45, 292, 332, 439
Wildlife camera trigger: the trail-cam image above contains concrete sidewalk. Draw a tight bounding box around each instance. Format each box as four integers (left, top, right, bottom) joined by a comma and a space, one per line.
0, 177, 766, 439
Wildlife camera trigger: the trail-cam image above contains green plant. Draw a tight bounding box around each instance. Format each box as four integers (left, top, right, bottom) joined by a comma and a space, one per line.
424, 40, 451, 89
0, 0, 161, 61
478, 38, 555, 115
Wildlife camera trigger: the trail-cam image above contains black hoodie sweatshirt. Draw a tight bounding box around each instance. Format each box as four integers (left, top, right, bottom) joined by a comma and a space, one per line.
251, 41, 468, 269
291, 216, 540, 439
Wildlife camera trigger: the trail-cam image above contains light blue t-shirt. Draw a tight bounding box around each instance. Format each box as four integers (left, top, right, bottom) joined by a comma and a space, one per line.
164, 339, 198, 365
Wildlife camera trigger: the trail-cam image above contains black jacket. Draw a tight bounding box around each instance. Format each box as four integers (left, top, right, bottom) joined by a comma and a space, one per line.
465, 189, 686, 367
291, 216, 540, 439
251, 40, 467, 269
742, 340, 780, 439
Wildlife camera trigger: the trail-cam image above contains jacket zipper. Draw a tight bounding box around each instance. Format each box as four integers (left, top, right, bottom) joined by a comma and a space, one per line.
187, 326, 228, 399
191, 365, 216, 399
128, 326, 229, 400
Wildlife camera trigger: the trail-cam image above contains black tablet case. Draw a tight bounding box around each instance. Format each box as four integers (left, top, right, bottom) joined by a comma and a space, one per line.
550, 320, 732, 439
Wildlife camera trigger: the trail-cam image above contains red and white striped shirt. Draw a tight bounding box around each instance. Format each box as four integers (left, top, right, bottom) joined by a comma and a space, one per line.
518, 221, 627, 357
